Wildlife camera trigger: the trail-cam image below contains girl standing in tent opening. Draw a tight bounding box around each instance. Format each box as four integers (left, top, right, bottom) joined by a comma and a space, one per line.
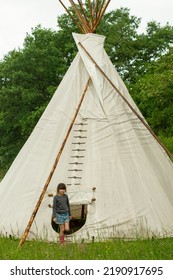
52, 183, 71, 244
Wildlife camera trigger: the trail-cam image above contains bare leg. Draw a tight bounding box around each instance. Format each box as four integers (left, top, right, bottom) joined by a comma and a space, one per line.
64, 222, 70, 232
59, 224, 65, 243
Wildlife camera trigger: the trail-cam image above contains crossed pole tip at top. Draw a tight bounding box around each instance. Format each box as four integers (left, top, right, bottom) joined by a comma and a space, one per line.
58, 0, 112, 33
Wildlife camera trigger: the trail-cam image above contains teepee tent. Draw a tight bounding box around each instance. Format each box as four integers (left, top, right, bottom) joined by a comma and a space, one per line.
0, 0, 173, 245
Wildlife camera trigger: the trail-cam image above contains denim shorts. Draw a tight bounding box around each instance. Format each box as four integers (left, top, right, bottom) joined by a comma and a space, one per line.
56, 213, 69, 224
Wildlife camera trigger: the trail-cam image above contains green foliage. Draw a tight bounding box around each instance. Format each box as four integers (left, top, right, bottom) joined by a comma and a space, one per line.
0, 26, 70, 174
98, 9, 173, 83
130, 48, 173, 147
98, 8, 141, 80
0, 237, 173, 260
159, 137, 173, 155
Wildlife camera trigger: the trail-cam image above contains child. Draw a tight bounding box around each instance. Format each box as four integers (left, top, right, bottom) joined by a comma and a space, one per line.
52, 183, 71, 244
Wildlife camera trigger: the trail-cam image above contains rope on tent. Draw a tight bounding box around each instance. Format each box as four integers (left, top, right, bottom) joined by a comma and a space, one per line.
18, 77, 91, 247
78, 41, 173, 162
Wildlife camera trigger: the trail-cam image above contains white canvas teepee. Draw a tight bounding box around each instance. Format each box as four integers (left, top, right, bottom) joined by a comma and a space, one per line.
0, 1, 173, 244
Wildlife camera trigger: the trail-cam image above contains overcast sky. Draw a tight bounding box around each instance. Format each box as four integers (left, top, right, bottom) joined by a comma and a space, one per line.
0, 0, 173, 60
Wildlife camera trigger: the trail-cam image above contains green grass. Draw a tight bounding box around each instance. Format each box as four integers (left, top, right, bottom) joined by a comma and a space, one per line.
0, 236, 173, 260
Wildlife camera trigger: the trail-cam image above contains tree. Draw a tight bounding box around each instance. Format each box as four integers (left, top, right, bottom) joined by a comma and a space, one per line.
99, 9, 173, 84
0, 26, 68, 172
130, 48, 173, 152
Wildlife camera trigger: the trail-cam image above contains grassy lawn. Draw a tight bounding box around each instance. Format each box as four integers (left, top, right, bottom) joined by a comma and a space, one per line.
0, 236, 173, 260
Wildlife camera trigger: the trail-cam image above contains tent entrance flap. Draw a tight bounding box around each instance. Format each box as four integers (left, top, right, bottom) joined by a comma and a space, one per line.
51, 204, 87, 234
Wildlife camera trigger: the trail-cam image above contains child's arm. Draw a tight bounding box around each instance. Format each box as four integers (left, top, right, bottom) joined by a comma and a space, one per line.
67, 196, 71, 217
52, 196, 57, 220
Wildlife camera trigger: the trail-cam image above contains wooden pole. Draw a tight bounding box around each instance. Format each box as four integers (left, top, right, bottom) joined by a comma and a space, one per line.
87, 0, 95, 30
19, 77, 91, 246
58, 0, 85, 33
94, 0, 105, 22
77, 0, 91, 31
92, 0, 100, 24
69, 0, 91, 33
59, 0, 111, 34
92, 0, 111, 32
79, 42, 173, 161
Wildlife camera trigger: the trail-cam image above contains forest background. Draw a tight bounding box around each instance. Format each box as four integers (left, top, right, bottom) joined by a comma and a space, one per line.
0, 7, 173, 179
